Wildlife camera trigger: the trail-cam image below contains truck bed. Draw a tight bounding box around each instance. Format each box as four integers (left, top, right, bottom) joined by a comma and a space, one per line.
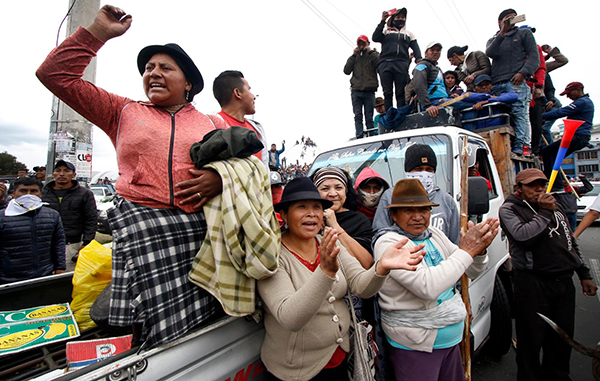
0, 274, 266, 381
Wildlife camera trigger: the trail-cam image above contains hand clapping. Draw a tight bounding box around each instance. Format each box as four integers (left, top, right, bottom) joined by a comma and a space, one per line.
377, 237, 426, 275
320, 227, 341, 277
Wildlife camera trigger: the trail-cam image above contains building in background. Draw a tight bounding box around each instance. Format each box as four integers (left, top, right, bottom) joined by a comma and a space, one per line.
558, 124, 600, 179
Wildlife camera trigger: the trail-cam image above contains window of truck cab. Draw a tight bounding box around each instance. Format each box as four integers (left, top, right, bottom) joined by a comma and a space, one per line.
309, 134, 453, 194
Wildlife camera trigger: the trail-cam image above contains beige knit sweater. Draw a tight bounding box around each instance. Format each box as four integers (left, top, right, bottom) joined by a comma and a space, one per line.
258, 237, 386, 381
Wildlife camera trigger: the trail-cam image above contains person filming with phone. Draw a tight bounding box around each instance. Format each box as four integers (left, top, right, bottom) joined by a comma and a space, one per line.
486, 9, 539, 156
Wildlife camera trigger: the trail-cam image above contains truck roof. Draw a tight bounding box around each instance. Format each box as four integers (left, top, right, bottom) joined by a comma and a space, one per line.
319, 125, 485, 154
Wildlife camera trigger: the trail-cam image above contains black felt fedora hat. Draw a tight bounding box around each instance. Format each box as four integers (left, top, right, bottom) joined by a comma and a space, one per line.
274, 177, 333, 212
137, 43, 204, 100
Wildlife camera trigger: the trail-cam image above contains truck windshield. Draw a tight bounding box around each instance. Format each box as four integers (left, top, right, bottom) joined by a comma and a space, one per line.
310, 134, 452, 193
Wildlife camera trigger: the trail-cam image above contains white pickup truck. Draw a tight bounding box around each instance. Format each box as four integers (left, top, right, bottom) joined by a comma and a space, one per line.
307, 125, 515, 356
1, 124, 518, 380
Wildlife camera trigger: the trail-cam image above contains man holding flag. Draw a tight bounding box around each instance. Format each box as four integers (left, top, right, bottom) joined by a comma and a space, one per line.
540, 82, 594, 178
499, 168, 597, 381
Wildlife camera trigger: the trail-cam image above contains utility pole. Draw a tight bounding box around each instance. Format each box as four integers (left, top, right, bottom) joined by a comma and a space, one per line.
46, 0, 100, 185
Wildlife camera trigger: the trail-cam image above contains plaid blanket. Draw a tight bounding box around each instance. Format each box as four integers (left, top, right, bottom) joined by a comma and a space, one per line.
189, 156, 280, 317
107, 198, 218, 348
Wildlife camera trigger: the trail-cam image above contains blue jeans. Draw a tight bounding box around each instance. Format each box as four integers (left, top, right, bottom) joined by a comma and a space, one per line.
541, 99, 562, 146
351, 90, 375, 138
492, 81, 532, 149
567, 212, 577, 232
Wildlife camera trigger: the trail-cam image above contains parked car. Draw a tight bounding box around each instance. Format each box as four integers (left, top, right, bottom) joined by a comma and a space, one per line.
91, 185, 116, 234
576, 181, 600, 221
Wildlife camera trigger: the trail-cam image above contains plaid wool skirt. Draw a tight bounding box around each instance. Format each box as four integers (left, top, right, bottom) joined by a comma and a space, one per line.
107, 197, 218, 348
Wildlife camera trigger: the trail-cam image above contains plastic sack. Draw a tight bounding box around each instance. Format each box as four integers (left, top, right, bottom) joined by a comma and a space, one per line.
70, 240, 112, 330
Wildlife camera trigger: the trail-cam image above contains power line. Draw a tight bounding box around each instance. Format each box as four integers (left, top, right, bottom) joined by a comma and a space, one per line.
300, 0, 354, 48
447, 0, 481, 50
424, 0, 459, 44
323, 0, 370, 35
56, 0, 78, 46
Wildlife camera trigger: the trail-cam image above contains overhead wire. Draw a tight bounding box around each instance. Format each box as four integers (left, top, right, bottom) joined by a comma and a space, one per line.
300, 0, 355, 48
56, 0, 78, 46
424, 0, 459, 44
447, 0, 481, 50
323, 0, 370, 35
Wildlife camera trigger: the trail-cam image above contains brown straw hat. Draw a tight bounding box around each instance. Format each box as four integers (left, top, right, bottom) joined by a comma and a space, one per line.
384, 179, 440, 209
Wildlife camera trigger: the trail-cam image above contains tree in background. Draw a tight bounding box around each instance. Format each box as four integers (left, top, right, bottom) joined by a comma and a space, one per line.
0, 151, 27, 175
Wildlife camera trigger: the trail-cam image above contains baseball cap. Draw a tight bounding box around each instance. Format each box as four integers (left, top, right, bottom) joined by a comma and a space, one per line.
560, 82, 584, 96
474, 74, 493, 86
515, 168, 547, 185
425, 41, 442, 51
447, 45, 468, 59
498, 8, 517, 21
357, 35, 369, 44
54, 160, 76, 172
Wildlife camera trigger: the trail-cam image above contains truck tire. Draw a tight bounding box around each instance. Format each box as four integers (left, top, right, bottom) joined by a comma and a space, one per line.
483, 275, 512, 357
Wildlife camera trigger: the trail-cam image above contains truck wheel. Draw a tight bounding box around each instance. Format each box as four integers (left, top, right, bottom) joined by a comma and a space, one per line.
483, 275, 512, 357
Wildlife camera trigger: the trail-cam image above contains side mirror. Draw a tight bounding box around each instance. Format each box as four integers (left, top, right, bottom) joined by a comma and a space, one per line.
468, 176, 490, 215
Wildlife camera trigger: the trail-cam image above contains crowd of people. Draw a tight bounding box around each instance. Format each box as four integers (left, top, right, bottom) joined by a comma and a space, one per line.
0, 4, 598, 381
344, 7, 594, 167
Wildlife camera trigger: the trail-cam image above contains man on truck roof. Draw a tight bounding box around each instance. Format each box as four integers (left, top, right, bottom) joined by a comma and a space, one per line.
486, 8, 540, 156
447, 45, 491, 92
540, 81, 595, 180
412, 41, 449, 118
455, 74, 518, 130
344, 35, 380, 139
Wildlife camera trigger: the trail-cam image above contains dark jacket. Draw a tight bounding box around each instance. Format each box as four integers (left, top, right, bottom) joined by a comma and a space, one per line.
456, 51, 491, 91
42, 180, 98, 245
372, 21, 421, 63
554, 177, 594, 214
542, 94, 595, 137
499, 194, 591, 279
544, 72, 556, 102
0, 207, 66, 283
486, 27, 540, 84
343, 49, 380, 92
190, 126, 264, 169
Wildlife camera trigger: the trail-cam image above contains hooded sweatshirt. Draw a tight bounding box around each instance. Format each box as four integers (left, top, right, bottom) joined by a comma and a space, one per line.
354, 167, 390, 220
372, 186, 460, 245
499, 193, 591, 279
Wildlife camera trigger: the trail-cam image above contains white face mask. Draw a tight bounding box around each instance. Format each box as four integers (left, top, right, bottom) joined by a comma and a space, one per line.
406, 171, 436, 195
5, 194, 46, 216
359, 188, 384, 208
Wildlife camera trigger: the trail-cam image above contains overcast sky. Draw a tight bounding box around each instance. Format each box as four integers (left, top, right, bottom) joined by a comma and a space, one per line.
2, 0, 599, 174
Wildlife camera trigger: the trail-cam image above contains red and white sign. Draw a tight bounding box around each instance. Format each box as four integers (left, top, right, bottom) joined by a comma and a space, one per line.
66, 335, 132, 370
